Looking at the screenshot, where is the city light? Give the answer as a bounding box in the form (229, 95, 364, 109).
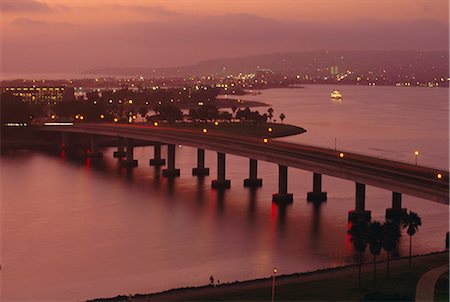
(437, 173, 443, 179)
(100, 114, 104, 119)
(339, 152, 345, 158)
(214, 121, 219, 126)
(79, 115, 84, 120)
(154, 121, 159, 126)
(203, 128, 208, 133)
(263, 138, 269, 143)
(268, 127, 273, 132)
(414, 151, 419, 165)
(114, 117, 118, 123)
(272, 267, 277, 302)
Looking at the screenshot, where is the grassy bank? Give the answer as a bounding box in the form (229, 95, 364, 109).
(90, 252, 448, 301)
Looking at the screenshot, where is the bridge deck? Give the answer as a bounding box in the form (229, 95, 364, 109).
(36, 123, 449, 205)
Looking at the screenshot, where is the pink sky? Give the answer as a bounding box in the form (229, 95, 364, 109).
(1, 0, 448, 73)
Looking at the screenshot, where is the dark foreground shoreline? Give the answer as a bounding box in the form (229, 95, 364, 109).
(89, 251, 449, 302)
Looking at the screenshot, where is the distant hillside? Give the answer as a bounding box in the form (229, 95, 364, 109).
(88, 50, 449, 80)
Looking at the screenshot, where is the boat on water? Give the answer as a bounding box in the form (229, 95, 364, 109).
(331, 90, 342, 99)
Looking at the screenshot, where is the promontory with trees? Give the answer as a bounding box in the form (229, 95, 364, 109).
(1, 85, 304, 141)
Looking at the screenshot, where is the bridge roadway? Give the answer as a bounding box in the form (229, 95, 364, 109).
(37, 123, 449, 205)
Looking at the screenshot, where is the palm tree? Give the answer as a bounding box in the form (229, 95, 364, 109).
(348, 220, 369, 288)
(279, 113, 285, 124)
(401, 211, 422, 267)
(367, 221, 383, 290)
(267, 107, 274, 122)
(382, 221, 401, 277)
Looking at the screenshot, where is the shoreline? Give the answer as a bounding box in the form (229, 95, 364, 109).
(89, 251, 449, 301)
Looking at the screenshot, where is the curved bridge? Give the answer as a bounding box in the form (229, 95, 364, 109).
(36, 123, 449, 205)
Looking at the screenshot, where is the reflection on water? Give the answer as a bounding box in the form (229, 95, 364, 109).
(1, 85, 448, 301)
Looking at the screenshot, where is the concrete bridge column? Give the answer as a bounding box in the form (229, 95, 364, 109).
(386, 192, 407, 220)
(61, 132, 69, 149)
(272, 165, 293, 204)
(149, 143, 166, 166)
(86, 134, 103, 158)
(113, 137, 126, 158)
(348, 182, 371, 221)
(120, 138, 138, 167)
(162, 144, 180, 177)
(244, 159, 263, 187)
(192, 148, 210, 176)
(212, 152, 231, 189)
(307, 173, 327, 202)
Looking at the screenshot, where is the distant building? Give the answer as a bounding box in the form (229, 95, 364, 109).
(0, 86, 74, 103)
(330, 66, 339, 76)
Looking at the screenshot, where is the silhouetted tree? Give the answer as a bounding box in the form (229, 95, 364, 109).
(348, 220, 369, 288)
(138, 106, 148, 118)
(236, 107, 251, 122)
(267, 107, 274, 122)
(52, 100, 82, 118)
(401, 211, 422, 267)
(219, 111, 232, 122)
(0, 93, 30, 123)
(382, 221, 401, 277)
(29, 103, 47, 119)
(367, 221, 383, 290)
(156, 103, 183, 125)
(231, 104, 238, 118)
(279, 113, 286, 124)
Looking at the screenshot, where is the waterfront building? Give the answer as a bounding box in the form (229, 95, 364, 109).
(0, 86, 74, 103)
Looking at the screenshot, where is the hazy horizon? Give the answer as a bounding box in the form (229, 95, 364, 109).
(1, 0, 448, 74)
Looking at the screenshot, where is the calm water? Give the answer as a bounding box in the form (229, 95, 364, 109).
(1, 85, 448, 301)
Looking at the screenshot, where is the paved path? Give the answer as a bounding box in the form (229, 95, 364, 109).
(415, 264, 449, 302)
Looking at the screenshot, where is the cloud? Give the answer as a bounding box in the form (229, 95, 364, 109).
(1, 0, 51, 13)
(117, 4, 179, 16)
(11, 18, 73, 27)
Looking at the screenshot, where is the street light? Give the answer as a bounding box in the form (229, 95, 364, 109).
(414, 151, 419, 166)
(272, 267, 277, 302)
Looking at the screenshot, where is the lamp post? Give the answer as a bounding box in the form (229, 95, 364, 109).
(414, 151, 419, 166)
(271, 267, 277, 302)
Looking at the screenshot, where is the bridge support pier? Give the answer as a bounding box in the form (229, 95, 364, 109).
(120, 138, 138, 167)
(212, 152, 230, 189)
(272, 165, 293, 204)
(86, 134, 103, 158)
(244, 159, 262, 187)
(192, 148, 210, 176)
(307, 173, 327, 202)
(162, 144, 180, 177)
(61, 132, 70, 150)
(113, 137, 126, 158)
(348, 183, 371, 221)
(149, 143, 166, 166)
(386, 192, 407, 220)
